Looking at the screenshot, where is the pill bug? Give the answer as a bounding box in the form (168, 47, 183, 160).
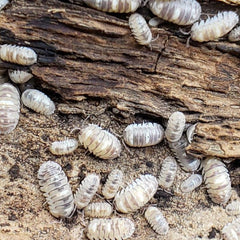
(201, 158, 232, 205)
(114, 174, 158, 213)
(0, 83, 20, 134)
(21, 89, 55, 115)
(228, 26, 240, 42)
(148, 17, 163, 27)
(102, 169, 123, 199)
(84, 202, 113, 218)
(145, 206, 169, 235)
(186, 123, 197, 143)
(83, 0, 141, 13)
(158, 156, 177, 189)
(191, 11, 239, 42)
(226, 201, 240, 216)
(78, 124, 121, 160)
(0, 0, 8, 11)
(8, 70, 33, 84)
(221, 218, 240, 240)
(49, 138, 79, 155)
(87, 218, 135, 240)
(0, 44, 37, 65)
(180, 174, 202, 193)
(74, 173, 100, 209)
(148, 0, 201, 26)
(37, 161, 75, 218)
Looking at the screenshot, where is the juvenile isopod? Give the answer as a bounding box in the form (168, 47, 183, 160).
(87, 218, 135, 240)
(0, 83, 20, 134)
(0, 0, 8, 10)
(78, 124, 121, 160)
(102, 169, 123, 199)
(228, 26, 240, 42)
(148, 17, 163, 27)
(21, 89, 55, 115)
(0, 44, 37, 65)
(221, 218, 240, 240)
(114, 174, 158, 213)
(49, 138, 79, 155)
(201, 158, 232, 205)
(180, 174, 203, 193)
(37, 161, 75, 218)
(191, 11, 239, 42)
(84, 202, 113, 218)
(148, 0, 201, 26)
(145, 206, 169, 235)
(186, 123, 197, 143)
(226, 201, 240, 216)
(74, 173, 100, 209)
(8, 70, 33, 84)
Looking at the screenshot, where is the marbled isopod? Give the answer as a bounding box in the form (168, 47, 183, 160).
(0, 0, 8, 11)
(114, 174, 158, 213)
(226, 201, 240, 216)
(180, 174, 203, 193)
(8, 70, 33, 84)
(191, 11, 239, 42)
(201, 158, 232, 205)
(21, 89, 55, 115)
(0, 44, 37, 65)
(37, 161, 75, 218)
(145, 206, 169, 235)
(87, 218, 135, 240)
(148, 0, 201, 26)
(221, 218, 240, 240)
(74, 173, 100, 209)
(228, 26, 240, 42)
(83, 0, 141, 13)
(84, 202, 113, 218)
(78, 124, 121, 160)
(49, 138, 79, 155)
(158, 156, 177, 189)
(102, 169, 123, 199)
(0, 83, 20, 134)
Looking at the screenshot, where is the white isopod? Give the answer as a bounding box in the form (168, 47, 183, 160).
(37, 161, 75, 218)
(78, 124, 121, 160)
(102, 169, 123, 199)
(226, 201, 240, 216)
(148, 0, 201, 26)
(21, 89, 55, 115)
(186, 123, 197, 143)
(114, 174, 158, 213)
(74, 173, 100, 209)
(148, 17, 163, 27)
(49, 138, 78, 155)
(201, 158, 232, 205)
(222, 218, 240, 240)
(0, 44, 37, 65)
(191, 11, 239, 42)
(0, 0, 9, 11)
(84, 202, 113, 218)
(0, 83, 20, 134)
(8, 70, 33, 84)
(228, 26, 240, 42)
(87, 218, 135, 240)
(180, 174, 203, 193)
(145, 206, 169, 235)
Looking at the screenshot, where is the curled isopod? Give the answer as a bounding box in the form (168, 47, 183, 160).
(145, 206, 169, 235)
(87, 218, 135, 240)
(49, 138, 78, 155)
(123, 122, 164, 147)
(148, 17, 163, 27)
(83, 0, 141, 13)
(221, 218, 240, 240)
(158, 156, 177, 189)
(114, 174, 158, 213)
(38, 161, 75, 218)
(78, 124, 121, 160)
(74, 173, 100, 209)
(201, 158, 232, 205)
(191, 11, 239, 42)
(84, 202, 113, 218)
(102, 169, 123, 199)
(0, 44, 37, 65)
(180, 174, 203, 193)
(226, 201, 240, 216)
(148, 0, 201, 26)
(228, 26, 240, 42)
(8, 70, 33, 84)
(186, 123, 197, 143)
(0, 83, 20, 134)
(21, 89, 55, 115)
(0, 0, 9, 11)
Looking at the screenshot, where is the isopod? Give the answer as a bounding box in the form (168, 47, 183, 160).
(87, 218, 135, 240)
(201, 158, 232, 205)
(148, 0, 201, 26)
(191, 11, 239, 42)
(148, 17, 163, 27)
(0, 0, 8, 11)
(21, 89, 55, 115)
(37, 161, 75, 218)
(186, 123, 197, 143)
(78, 124, 121, 160)
(0, 83, 20, 134)
(74, 173, 100, 209)
(0, 44, 37, 65)
(226, 201, 240, 216)
(180, 174, 203, 193)
(49, 138, 79, 155)
(83, 0, 141, 13)
(221, 218, 240, 240)
(228, 26, 240, 42)
(84, 202, 113, 218)
(102, 169, 123, 199)
(8, 70, 33, 84)
(114, 174, 158, 213)
(145, 206, 169, 235)
(158, 156, 177, 189)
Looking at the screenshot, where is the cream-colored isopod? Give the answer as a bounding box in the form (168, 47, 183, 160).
(221, 218, 240, 240)
(8, 70, 33, 84)
(180, 174, 203, 193)
(49, 138, 78, 155)
(226, 201, 240, 216)
(84, 202, 113, 218)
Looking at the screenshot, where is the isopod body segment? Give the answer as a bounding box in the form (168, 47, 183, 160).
(226, 201, 240, 216)
(180, 174, 203, 193)
(49, 138, 78, 155)
(221, 218, 240, 240)
(8, 70, 33, 84)
(84, 202, 113, 218)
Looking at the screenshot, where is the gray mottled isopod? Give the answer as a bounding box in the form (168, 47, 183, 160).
(84, 202, 113, 218)
(228, 26, 240, 42)
(186, 123, 197, 144)
(221, 218, 240, 240)
(180, 174, 203, 193)
(226, 201, 240, 216)
(8, 70, 33, 84)
(0, 0, 8, 10)
(49, 138, 78, 155)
